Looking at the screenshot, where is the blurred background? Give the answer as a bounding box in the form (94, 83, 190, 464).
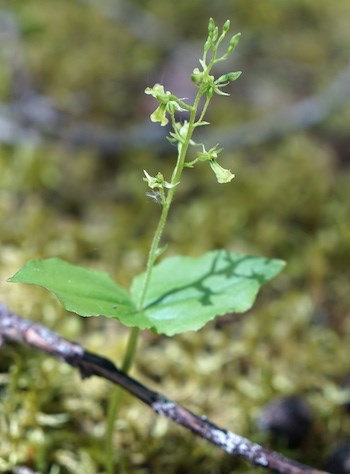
(0, 1, 350, 473)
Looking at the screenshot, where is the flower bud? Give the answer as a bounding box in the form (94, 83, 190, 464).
(212, 26, 219, 42)
(223, 19, 230, 33)
(216, 71, 242, 84)
(203, 38, 212, 53)
(208, 18, 215, 34)
(227, 32, 241, 54)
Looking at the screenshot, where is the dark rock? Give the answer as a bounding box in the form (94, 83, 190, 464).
(257, 395, 313, 449)
(325, 444, 350, 474)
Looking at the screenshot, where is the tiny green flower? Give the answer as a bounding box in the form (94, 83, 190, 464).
(150, 103, 169, 126)
(191, 67, 205, 84)
(144, 84, 170, 101)
(209, 159, 235, 184)
(145, 84, 186, 127)
(173, 121, 194, 143)
(168, 121, 198, 153)
(186, 144, 234, 181)
(143, 170, 161, 189)
(196, 144, 223, 162)
(143, 170, 177, 190)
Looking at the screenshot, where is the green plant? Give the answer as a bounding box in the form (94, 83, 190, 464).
(8, 18, 285, 472)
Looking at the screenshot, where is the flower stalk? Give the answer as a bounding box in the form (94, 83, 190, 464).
(105, 17, 241, 473)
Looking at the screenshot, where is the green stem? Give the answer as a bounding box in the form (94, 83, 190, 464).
(105, 75, 211, 474)
(137, 98, 201, 308)
(137, 197, 172, 309)
(197, 95, 211, 125)
(105, 326, 140, 474)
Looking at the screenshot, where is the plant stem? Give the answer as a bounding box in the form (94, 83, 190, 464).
(105, 72, 210, 474)
(137, 194, 171, 309)
(138, 99, 202, 309)
(105, 326, 140, 474)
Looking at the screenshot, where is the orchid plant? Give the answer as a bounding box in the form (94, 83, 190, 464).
(8, 18, 285, 472)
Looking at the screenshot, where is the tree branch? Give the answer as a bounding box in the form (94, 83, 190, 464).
(0, 304, 328, 474)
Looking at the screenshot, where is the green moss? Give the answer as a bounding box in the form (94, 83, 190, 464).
(1, 1, 350, 472)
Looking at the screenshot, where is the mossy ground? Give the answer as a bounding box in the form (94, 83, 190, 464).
(1, 1, 350, 473)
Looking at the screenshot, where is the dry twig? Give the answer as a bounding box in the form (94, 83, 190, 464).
(0, 304, 328, 474)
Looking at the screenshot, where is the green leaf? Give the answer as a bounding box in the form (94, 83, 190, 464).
(8, 258, 151, 329)
(8, 252, 285, 337)
(131, 250, 285, 336)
